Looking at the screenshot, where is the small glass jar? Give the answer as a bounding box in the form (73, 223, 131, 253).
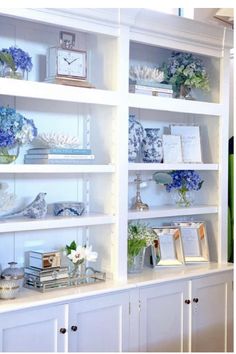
(0, 275, 20, 299)
(1, 262, 24, 288)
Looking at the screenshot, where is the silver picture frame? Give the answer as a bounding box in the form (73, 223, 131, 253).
(173, 222, 209, 263)
(151, 227, 185, 267)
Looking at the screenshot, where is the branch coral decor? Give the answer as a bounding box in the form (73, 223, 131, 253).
(129, 65, 164, 84)
(163, 51, 209, 97)
(0, 46, 33, 79)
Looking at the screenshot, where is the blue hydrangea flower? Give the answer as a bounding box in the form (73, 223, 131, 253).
(1, 46, 32, 72)
(165, 170, 204, 192)
(0, 106, 37, 148)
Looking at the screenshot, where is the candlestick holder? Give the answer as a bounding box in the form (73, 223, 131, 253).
(131, 173, 149, 211)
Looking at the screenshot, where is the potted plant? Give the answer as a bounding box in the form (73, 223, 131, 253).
(162, 170, 204, 207)
(65, 240, 98, 278)
(0, 106, 37, 164)
(128, 222, 156, 273)
(0, 46, 33, 79)
(163, 51, 209, 99)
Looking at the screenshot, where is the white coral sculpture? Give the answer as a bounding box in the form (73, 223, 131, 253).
(129, 65, 164, 83)
(34, 132, 81, 148)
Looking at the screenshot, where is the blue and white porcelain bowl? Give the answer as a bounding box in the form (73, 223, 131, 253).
(142, 128, 163, 163)
(53, 202, 85, 217)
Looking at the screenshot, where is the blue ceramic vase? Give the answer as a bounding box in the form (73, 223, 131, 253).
(128, 115, 144, 162)
(142, 128, 163, 163)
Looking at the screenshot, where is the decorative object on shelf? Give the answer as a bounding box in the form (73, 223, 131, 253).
(24, 267, 105, 292)
(131, 173, 149, 211)
(34, 132, 80, 149)
(162, 135, 183, 163)
(165, 170, 204, 207)
(65, 240, 98, 279)
(0, 182, 15, 213)
(28, 250, 61, 269)
(0, 106, 37, 164)
(0, 192, 47, 219)
(1, 261, 24, 288)
(129, 82, 173, 97)
(0, 46, 32, 80)
(53, 202, 85, 216)
(153, 171, 173, 185)
(127, 222, 157, 274)
(129, 65, 164, 84)
(151, 227, 185, 266)
(142, 128, 163, 163)
(128, 114, 145, 162)
(45, 31, 94, 88)
(170, 125, 202, 163)
(163, 51, 209, 99)
(173, 222, 209, 263)
(0, 275, 20, 299)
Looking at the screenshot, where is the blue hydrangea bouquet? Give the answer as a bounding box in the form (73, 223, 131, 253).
(0, 106, 37, 163)
(164, 170, 204, 207)
(0, 46, 33, 79)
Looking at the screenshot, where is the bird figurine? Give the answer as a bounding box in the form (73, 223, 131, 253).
(0, 193, 47, 219)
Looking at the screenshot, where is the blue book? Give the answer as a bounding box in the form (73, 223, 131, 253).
(27, 148, 92, 155)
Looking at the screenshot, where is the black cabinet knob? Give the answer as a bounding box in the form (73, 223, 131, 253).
(193, 298, 199, 303)
(60, 328, 67, 334)
(71, 325, 78, 332)
(185, 299, 191, 304)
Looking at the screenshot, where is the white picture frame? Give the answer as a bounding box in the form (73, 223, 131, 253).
(170, 125, 202, 163)
(162, 135, 183, 163)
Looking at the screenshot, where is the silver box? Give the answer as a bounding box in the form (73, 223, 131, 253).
(29, 251, 61, 269)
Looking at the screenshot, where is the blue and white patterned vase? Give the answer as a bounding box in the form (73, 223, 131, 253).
(128, 115, 144, 162)
(142, 128, 163, 163)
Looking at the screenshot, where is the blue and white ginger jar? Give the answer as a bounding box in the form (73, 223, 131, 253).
(128, 115, 144, 162)
(142, 128, 163, 163)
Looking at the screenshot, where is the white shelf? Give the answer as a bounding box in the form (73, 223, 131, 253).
(0, 213, 116, 233)
(0, 164, 115, 174)
(0, 78, 119, 106)
(128, 163, 219, 171)
(128, 205, 218, 220)
(128, 93, 223, 116)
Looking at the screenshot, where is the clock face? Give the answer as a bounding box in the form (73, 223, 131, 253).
(57, 49, 87, 79)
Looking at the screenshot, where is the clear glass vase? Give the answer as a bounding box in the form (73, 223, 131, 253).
(69, 261, 86, 279)
(0, 145, 20, 164)
(172, 189, 194, 207)
(2, 66, 27, 80)
(128, 248, 146, 274)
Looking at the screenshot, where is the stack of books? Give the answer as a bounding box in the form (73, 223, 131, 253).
(24, 148, 95, 164)
(129, 81, 173, 98)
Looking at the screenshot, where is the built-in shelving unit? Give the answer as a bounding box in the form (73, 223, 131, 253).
(0, 8, 232, 284)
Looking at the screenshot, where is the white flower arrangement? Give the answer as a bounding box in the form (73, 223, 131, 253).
(66, 241, 98, 265)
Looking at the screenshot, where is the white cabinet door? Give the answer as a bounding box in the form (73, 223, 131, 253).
(0, 304, 67, 352)
(68, 291, 130, 352)
(191, 271, 233, 352)
(139, 280, 190, 352)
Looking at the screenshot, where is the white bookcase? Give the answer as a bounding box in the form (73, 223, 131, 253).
(0, 8, 233, 283)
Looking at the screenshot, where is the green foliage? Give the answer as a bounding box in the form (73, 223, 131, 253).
(128, 223, 156, 257)
(0, 52, 16, 71)
(65, 240, 77, 255)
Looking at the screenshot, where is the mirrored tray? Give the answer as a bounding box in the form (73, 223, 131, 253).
(24, 267, 106, 292)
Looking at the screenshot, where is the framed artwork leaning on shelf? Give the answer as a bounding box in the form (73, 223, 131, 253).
(151, 227, 185, 267)
(170, 125, 202, 163)
(173, 222, 209, 263)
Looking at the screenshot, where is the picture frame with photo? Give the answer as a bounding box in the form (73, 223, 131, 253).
(173, 222, 209, 263)
(151, 227, 185, 267)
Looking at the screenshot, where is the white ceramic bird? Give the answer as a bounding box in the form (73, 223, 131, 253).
(0, 193, 47, 219)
